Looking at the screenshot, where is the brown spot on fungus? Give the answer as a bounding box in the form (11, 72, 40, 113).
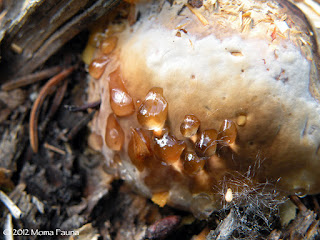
(188, 0, 203, 8)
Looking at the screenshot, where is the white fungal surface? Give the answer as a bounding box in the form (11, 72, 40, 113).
(87, 0, 320, 216)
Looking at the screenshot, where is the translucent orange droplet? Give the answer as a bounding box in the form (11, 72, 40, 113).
(128, 128, 152, 171)
(154, 133, 186, 164)
(105, 114, 125, 151)
(180, 114, 200, 137)
(109, 68, 135, 116)
(218, 120, 237, 144)
(153, 126, 169, 138)
(89, 56, 109, 79)
(183, 151, 205, 175)
(195, 129, 218, 157)
(137, 87, 168, 130)
(100, 36, 118, 55)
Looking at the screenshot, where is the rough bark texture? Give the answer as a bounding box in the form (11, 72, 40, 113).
(0, 0, 120, 79)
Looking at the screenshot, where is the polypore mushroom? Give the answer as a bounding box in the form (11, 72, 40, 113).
(86, 0, 320, 217)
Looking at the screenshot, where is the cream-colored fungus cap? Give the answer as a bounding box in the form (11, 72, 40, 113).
(86, 0, 320, 217)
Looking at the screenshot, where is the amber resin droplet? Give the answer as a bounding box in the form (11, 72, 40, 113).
(195, 129, 218, 157)
(218, 120, 237, 144)
(100, 36, 118, 55)
(89, 56, 109, 79)
(180, 114, 201, 137)
(153, 126, 169, 138)
(137, 87, 168, 130)
(154, 133, 186, 164)
(128, 128, 152, 171)
(105, 114, 125, 151)
(183, 151, 205, 175)
(109, 68, 135, 116)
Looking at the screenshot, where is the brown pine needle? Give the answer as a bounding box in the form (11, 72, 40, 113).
(44, 142, 66, 155)
(47, 80, 68, 119)
(29, 67, 75, 153)
(1, 66, 62, 91)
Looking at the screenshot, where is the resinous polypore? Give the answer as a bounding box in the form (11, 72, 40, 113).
(85, 0, 320, 217)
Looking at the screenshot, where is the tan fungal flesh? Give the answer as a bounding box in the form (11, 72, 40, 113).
(87, 0, 320, 216)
